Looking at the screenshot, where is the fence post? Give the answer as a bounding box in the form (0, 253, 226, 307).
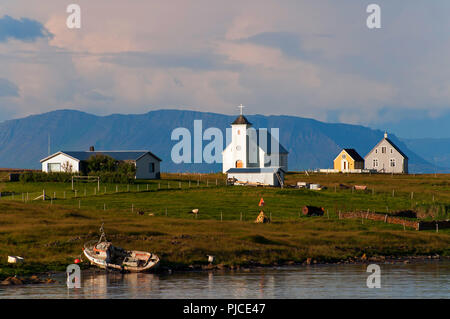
(392, 189, 395, 197)
(104, 203, 106, 211)
(165, 208, 167, 217)
(221, 211, 223, 222)
(189, 180, 191, 188)
(240, 212, 242, 221)
(78, 200, 81, 209)
(436, 223, 439, 233)
(64, 191, 66, 199)
(84, 188, 86, 197)
(75, 190, 77, 197)
(127, 185, 130, 192)
(116, 185, 118, 192)
(43, 189, 45, 201)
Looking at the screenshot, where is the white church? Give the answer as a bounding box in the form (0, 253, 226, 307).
(222, 106, 288, 187)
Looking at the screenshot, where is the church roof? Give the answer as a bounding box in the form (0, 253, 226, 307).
(232, 114, 252, 125)
(257, 130, 289, 154)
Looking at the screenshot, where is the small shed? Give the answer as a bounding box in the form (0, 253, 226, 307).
(226, 167, 285, 187)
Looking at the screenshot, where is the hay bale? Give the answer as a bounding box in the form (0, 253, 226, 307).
(302, 206, 324, 216)
(255, 211, 270, 223)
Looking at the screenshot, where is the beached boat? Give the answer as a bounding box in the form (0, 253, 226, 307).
(83, 225, 160, 272)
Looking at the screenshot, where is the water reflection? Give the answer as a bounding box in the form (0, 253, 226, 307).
(0, 261, 448, 299)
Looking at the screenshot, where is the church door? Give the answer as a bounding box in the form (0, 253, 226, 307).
(236, 160, 243, 168)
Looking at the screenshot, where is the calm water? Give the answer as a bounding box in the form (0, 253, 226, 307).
(1, 261, 449, 299)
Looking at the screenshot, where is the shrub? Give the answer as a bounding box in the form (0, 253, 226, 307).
(19, 172, 74, 183)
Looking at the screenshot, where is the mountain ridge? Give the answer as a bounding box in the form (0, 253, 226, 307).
(0, 109, 447, 173)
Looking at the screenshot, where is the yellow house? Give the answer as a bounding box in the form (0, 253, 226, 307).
(333, 149, 364, 172)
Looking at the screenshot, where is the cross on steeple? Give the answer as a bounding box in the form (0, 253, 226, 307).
(238, 104, 245, 115)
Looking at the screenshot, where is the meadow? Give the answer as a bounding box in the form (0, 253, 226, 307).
(0, 172, 449, 279)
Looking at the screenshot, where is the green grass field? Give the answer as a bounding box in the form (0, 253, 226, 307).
(0, 172, 449, 279)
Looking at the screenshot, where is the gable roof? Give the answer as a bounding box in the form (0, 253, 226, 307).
(364, 137, 408, 160)
(257, 130, 289, 154)
(336, 149, 364, 162)
(41, 150, 162, 163)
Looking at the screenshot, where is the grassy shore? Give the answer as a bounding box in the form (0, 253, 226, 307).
(0, 172, 449, 279)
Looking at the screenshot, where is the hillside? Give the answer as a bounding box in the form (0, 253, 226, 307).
(0, 109, 444, 173)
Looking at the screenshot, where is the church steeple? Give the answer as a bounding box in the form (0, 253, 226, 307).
(231, 104, 252, 125)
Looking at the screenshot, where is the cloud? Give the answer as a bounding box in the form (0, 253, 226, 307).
(0, 0, 449, 138)
(0, 78, 19, 97)
(100, 51, 241, 71)
(0, 15, 52, 42)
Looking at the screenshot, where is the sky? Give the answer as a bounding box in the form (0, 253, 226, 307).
(0, 0, 449, 138)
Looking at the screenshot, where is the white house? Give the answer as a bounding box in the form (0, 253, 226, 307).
(365, 132, 408, 174)
(222, 109, 288, 186)
(40, 148, 162, 179)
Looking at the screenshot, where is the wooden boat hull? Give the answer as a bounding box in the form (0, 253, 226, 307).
(83, 245, 160, 273)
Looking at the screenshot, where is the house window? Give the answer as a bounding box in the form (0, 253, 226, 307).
(390, 148, 393, 154)
(390, 159, 396, 167)
(342, 154, 346, 159)
(375, 149, 378, 154)
(48, 163, 61, 172)
(373, 159, 378, 167)
(149, 163, 155, 173)
(382, 147, 386, 154)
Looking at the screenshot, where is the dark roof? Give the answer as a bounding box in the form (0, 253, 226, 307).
(343, 149, 364, 162)
(232, 115, 252, 125)
(257, 130, 289, 154)
(385, 138, 408, 159)
(364, 137, 408, 160)
(41, 151, 162, 162)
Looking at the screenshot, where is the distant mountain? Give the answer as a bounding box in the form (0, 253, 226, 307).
(401, 137, 450, 172)
(0, 109, 446, 173)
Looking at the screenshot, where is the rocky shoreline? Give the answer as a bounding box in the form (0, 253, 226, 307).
(1, 275, 57, 286)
